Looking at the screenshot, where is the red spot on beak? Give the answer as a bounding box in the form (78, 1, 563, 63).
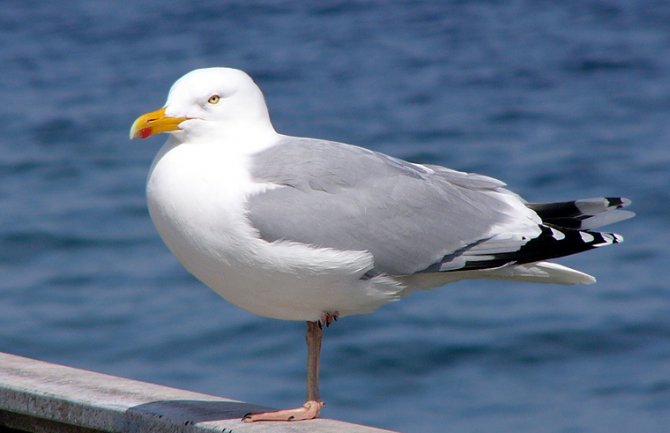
(139, 127, 153, 139)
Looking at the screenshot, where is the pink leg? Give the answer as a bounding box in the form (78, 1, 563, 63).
(243, 318, 332, 422)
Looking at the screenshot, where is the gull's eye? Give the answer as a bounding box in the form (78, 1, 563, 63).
(207, 94, 221, 104)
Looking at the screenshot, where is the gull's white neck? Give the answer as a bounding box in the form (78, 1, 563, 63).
(146, 120, 281, 268)
(173, 117, 278, 155)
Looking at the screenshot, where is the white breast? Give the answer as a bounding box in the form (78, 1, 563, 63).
(146, 138, 403, 321)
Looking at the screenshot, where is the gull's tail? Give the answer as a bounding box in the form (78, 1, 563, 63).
(445, 197, 634, 273)
(527, 197, 634, 230)
(506, 196, 635, 285)
(399, 197, 634, 291)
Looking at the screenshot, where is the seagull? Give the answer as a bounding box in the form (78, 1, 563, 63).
(130, 67, 634, 422)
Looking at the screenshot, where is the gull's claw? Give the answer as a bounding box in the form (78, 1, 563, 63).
(319, 311, 339, 328)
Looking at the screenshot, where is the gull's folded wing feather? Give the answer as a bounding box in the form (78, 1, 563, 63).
(247, 137, 548, 276)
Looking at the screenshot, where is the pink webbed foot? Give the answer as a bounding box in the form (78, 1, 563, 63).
(242, 400, 325, 422)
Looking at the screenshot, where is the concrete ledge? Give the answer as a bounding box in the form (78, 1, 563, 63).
(0, 352, 397, 433)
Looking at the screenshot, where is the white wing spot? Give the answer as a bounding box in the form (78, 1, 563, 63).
(593, 233, 616, 247)
(579, 232, 595, 243)
(550, 227, 566, 241)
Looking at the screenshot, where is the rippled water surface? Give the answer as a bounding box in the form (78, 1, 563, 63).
(1, 2, 669, 432)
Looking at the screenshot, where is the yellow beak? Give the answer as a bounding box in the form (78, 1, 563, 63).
(129, 107, 189, 139)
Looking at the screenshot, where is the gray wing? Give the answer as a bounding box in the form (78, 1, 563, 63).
(246, 136, 542, 276)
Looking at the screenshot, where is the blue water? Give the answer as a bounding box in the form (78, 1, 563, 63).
(1, 1, 669, 432)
